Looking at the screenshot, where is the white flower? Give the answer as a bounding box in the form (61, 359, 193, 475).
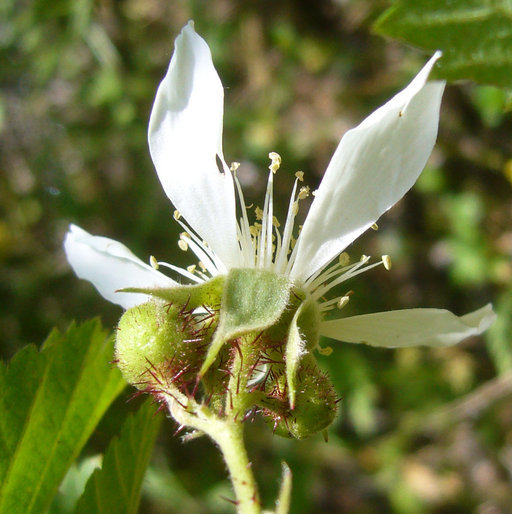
(64, 22, 495, 349)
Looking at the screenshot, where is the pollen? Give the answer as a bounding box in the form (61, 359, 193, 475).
(382, 254, 392, 270)
(187, 264, 197, 274)
(230, 161, 240, 172)
(339, 252, 350, 266)
(272, 216, 280, 228)
(318, 346, 333, 356)
(268, 151, 281, 174)
(337, 296, 350, 309)
(254, 206, 264, 220)
(295, 171, 304, 181)
(150, 256, 159, 269)
(298, 186, 310, 200)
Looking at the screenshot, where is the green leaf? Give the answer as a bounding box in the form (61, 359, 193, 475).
(374, 0, 512, 92)
(75, 401, 162, 514)
(0, 320, 125, 514)
(199, 268, 290, 376)
(121, 275, 225, 311)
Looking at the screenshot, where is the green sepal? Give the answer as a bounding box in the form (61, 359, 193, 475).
(275, 462, 292, 514)
(120, 275, 225, 311)
(285, 297, 321, 409)
(199, 268, 290, 377)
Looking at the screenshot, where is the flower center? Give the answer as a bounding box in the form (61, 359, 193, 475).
(151, 152, 392, 313)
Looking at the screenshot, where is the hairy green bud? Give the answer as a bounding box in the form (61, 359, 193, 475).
(115, 301, 182, 387)
(263, 355, 337, 439)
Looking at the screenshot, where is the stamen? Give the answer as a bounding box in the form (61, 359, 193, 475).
(178, 238, 188, 252)
(230, 162, 240, 172)
(382, 255, 392, 270)
(371, 223, 379, 231)
(187, 264, 197, 274)
(339, 252, 350, 266)
(295, 171, 304, 181)
(274, 177, 300, 272)
(150, 256, 159, 270)
(232, 170, 255, 267)
(268, 151, 281, 173)
(173, 210, 181, 221)
(157, 261, 203, 284)
(298, 186, 310, 200)
(337, 296, 350, 309)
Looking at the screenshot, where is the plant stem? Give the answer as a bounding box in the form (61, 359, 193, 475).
(215, 420, 260, 514)
(166, 398, 260, 513)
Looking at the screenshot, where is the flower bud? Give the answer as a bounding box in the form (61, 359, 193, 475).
(115, 300, 207, 390)
(263, 355, 337, 439)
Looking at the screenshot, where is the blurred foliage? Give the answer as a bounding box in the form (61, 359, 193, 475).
(1, 0, 512, 512)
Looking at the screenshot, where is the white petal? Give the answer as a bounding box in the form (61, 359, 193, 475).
(64, 224, 177, 309)
(291, 53, 445, 282)
(320, 304, 496, 348)
(148, 21, 239, 269)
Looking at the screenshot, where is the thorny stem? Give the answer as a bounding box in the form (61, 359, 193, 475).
(167, 396, 261, 514)
(164, 333, 263, 513)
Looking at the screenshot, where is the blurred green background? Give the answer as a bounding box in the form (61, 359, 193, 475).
(1, 0, 512, 512)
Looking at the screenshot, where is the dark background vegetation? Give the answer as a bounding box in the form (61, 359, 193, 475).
(1, 0, 512, 512)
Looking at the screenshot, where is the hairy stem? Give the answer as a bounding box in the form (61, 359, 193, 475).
(215, 421, 260, 514)
(166, 398, 261, 513)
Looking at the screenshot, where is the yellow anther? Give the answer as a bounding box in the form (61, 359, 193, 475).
(249, 225, 260, 237)
(312, 189, 318, 196)
(198, 261, 207, 272)
(298, 186, 310, 200)
(360, 254, 369, 262)
(268, 151, 282, 173)
(382, 255, 392, 271)
(272, 216, 280, 228)
(292, 201, 299, 216)
(230, 161, 240, 172)
(173, 210, 181, 220)
(290, 236, 297, 249)
(254, 206, 264, 220)
(339, 252, 350, 266)
(337, 296, 350, 309)
(150, 256, 159, 270)
(178, 240, 188, 252)
(318, 346, 333, 356)
(187, 264, 197, 274)
(295, 171, 304, 181)
(371, 223, 379, 231)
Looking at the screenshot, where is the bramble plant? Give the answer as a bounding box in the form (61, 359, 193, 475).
(4, 4, 510, 511)
(61, 23, 495, 513)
